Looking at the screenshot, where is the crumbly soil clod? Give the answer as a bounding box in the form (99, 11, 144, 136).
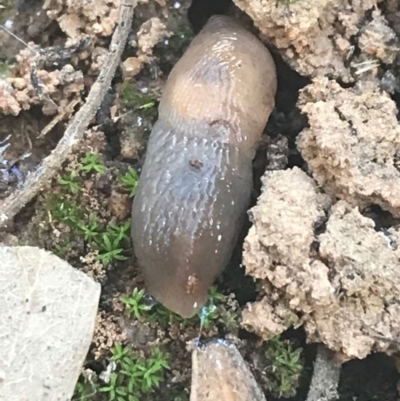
(232, 0, 399, 85)
(297, 77, 400, 217)
(242, 167, 400, 362)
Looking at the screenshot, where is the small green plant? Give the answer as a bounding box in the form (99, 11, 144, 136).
(73, 377, 98, 401)
(45, 152, 135, 270)
(199, 286, 226, 329)
(51, 198, 83, 227)
(108, 221, 131, 242)
(264, 337, 303, 398)
(78, 215, 101, 242)
(121, 288, 153, 319)
(121, 285, 238, 331)
(139, 347, 170, 393)
(96, 232, 128, 265)
(81, 152, 105, 174)
(48, 184, 131, 267)
(100, 343, 169, 401)
(53, 241, 72, 258)
(120, 167, 140, 197)
(58, 171, 80, 194)
(99, 372, 130, 401)
(111, 342, 131, 361)
(121, 83, 158, 118)
(138, 100, 156, 111)
(147, 304, 190, 327)
(95, 221, 130, 265)
(0, 60, 14, 79)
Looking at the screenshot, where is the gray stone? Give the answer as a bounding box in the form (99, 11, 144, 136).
(0, 246, 101, 401)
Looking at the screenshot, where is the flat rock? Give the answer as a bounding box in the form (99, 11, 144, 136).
(191, 339, 266, 401)
(0, 246, 101, 401)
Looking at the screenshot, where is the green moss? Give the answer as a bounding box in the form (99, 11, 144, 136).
(46, 153, 132, 267)
(121, 285, 240, 332)
(154, 23, 194, 74)
(119, 166, 140, 197)
(81, 153, 106, 174)
(166, 25, 193, 55)
(0, 61, 14, 79)
(264, 336, 304, 398)
(0, 0, 15, 25)
(120, 83, 158, 120)
(99, 343, 170, 401)
(72, 376, 99, 401)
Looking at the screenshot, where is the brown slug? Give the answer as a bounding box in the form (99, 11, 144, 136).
(131, 14, 277, 318)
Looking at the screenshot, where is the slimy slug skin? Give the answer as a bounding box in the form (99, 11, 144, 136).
(131, 15, 277, 318)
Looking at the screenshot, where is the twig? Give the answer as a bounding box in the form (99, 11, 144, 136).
(37, 98, 81, 139)
(0, 0, 137, 228)
(306, 344, 341, 401)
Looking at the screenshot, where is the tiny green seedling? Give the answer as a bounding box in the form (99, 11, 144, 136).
(199, 303, 218, 330)
(199, 285, 230, 329)
(95, 221, 131, 265)
(108, 221, 131, 243)
(138, 100, 156, 110)
(0, 60, 14, 78)
(53, 241, 71, 258)
(121, 83, 158, 118)
(80, 152, 105, 174)
(140, 347, 170, 393)
(45, 152, 134, 271)
(100, 342, 169, 401)
(49, 178, 132, 267)
(121, 288, 153, 319)
(99, 372, 129, 401)
(51, 199, 83, 227)
(96, 232, 128, 265)
(120, 167, 140, 197)
(121, 285, 236, 331)
(208, 285, 226, 302)
(72, 378, 98, 401)
(78, 215, 101, 242)
(265, 337, 303, 398)
(111, 342, 130, 362)
(58, 171, 80, 194)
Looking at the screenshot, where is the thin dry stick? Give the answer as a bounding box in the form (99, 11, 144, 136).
(0, 0, 137, 229)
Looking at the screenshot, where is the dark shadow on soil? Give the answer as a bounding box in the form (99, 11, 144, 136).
(362, 204, 400, 230)
(393, 91, 400, 121)
(188, 0, 232, 33)
(338, 353, 399, 401)
(217, 54, 310, 307)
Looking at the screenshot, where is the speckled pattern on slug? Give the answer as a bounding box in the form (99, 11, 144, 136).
(131, 15, 277, 318)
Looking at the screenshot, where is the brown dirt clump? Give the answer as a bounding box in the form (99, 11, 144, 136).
(358, 9, 400, 65)
(1, 49, 84, 116)
(232, 0, 399, 83)
(242, 168, 332, 338)
(43, 0, 121, 44)
(297, 77, 400, 217)
(242, 168, 400, 362)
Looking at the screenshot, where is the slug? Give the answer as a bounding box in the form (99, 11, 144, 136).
(131, 14, 277, 318)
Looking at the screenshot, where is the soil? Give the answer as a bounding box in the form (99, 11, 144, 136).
(0, 0, 400, 400)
